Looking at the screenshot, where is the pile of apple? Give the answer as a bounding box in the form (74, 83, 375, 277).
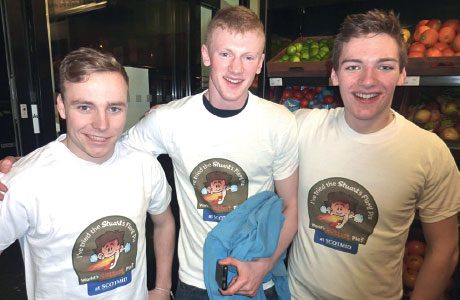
(403, 239, 426, 292)
(412, 96, 460, 142)
(280, 85, 338, 111)
(278, 38, 334, 63)
(407, 18, 460, 57)
(403, 239, 454, 298)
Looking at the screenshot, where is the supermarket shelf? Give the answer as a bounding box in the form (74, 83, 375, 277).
(267, 57, 460, 86)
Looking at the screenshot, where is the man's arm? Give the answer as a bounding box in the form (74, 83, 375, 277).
(0, 156, 19, 200)
(410, 214, 459, 300)
(147, 206, 176, 300)
(220, 168, 299, 297)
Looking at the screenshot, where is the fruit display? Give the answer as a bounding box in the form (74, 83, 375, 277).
(276, 37, 334, 63)
(279, 85, 339, 112)
(406, 18, 460, 57)
(403, 235, 455, 299)
(408, 88, 460, 142)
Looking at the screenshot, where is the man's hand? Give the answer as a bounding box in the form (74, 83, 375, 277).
(218, 257, 273, 297)
(148, 288, 171, 300)
(0, 156, 18, 200)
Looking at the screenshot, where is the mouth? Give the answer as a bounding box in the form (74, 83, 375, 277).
(86, 134, 110, 143)
(354, 92, 379, 101)
(224, 76, 244, 84)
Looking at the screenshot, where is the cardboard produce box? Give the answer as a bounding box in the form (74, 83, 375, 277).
(267, 36, 334, 77)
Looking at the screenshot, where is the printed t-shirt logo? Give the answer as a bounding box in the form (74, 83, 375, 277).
(308, 178, 378, 254)
(190, 158, 248, 222)
(72, 216, 138, 295)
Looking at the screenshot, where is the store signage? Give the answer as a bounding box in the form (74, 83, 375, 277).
(49, 0, 107, 18)
(269, 77, 283, 86)
(403, 76, 420, 86)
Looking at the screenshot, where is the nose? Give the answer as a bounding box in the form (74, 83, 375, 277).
(229, 57, 243, 74)
(358, 66, 378, 87)
(92, 110, 109, 131)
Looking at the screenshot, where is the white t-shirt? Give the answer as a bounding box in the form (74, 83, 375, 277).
(0, 135, 171, 299)
(123, 90, 298, 288)
(288, 108, 460, 300)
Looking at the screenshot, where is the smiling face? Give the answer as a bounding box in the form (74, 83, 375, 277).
(331, 33, 406, 133)
(57, 71, 128, 164)
(101, 239, 121, 258)
(201, 28, 265, 110)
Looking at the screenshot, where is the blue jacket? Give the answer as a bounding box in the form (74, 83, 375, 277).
(203, 191, 290, 300)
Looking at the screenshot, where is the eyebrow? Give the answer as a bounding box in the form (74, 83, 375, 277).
(68, 99, 127, 107)
(341, 58, 399, 65)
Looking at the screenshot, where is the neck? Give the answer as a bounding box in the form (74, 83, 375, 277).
(345, 110, 395, 134)
(205, 86, 249, 110)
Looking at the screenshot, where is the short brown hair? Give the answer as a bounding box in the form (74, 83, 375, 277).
(332, 10, 407, 72)
(205, 6, 265, 48)
(59, 47, 128, 96)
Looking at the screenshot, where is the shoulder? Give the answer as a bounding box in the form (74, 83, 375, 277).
(396, 113, 448, 145)
(295, 107, 342, 128)
(395, 112, 455, 161)
(116, 142, 163, 168)
(156, 92, 203, 112)
(2, 142, 58, 185)
(249, 93, 296, 128)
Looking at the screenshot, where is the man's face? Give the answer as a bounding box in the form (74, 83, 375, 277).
(201, 28, 265, 110)
(101, 239, 121, 258)
(331, 33, 406, 133)
(57, 71, 128, 164)
(210, 179, 227, 193)
(330, 201, 350, 217)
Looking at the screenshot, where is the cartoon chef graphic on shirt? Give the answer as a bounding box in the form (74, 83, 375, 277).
(318, 191, 364, 229)
(191, 158, 249, 221)
(308, 178, 378, 254)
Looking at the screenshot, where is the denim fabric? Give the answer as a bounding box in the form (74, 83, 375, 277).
(174, 280, 278, 300)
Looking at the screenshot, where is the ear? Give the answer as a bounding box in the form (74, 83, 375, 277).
(201, 44, 211, 67)
(255, 53, 265, 75)
(330, 69, 339, 86)
(397, 67, 407, 86)
(56, 94, 67, 119)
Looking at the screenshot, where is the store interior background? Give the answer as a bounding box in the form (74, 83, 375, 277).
(0, 0, 459, 299)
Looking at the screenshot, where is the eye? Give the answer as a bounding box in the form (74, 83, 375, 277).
(108, 106, 123, 113)
(379, 64, 395, 71)
(219, 51, 231, 58)
(344, 65, 360, 71)
(77, 105, 91, 112)
(245, 55, 255, 61)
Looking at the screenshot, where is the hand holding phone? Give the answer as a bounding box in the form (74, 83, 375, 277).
(215, 263, 228, 290)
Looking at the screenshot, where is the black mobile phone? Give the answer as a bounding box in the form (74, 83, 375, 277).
(215, 263, 228, 290)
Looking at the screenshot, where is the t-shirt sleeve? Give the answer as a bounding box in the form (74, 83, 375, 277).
(416, 141, 460, 223)
(0, 177, 30, 251)
(273, 110, 299, 181)
(120, 109, 168, 157)
(146, 158, 172, 215)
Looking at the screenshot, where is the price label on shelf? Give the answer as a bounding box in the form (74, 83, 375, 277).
(269, 78, 283, 86)
(403, 76, 420, 86)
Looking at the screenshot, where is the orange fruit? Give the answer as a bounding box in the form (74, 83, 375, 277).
(438, 26, 455, 44)
(409, 42, 426, 53)
(408, 51, 424, 58)
(442, 48, 455, 57)
(452, 34, 460, 52)
(414, 25, 430, 41)
(425, 47, 442, 57)
(426, 19, 442, 31)
(442, 19, 460, 32)
(420, 29, 438, 47)
(433, 42, 449, 51)
(416, 20, 429, 28)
